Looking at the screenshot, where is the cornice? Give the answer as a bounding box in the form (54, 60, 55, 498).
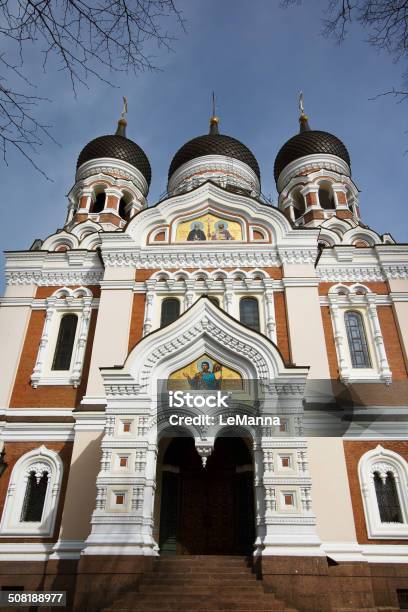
(5, 269, 104, 286)
(278, 248, 318, 264)
(0, 297, 100, 308)
(101, 248, 282, 268)
(4, 250, 103, 286)
(317, 266, 385, 282)
(319, 294, 392, 306)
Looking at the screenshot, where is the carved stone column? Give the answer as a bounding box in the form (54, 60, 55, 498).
(263, 281, 276, 343)
(366, 295, 392, 384)
(329, 301, 350, 382)
(223, 279, 234, 315)
(143, 279, 157, 336)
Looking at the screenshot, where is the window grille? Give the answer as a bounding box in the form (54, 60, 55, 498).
(239, 297, 260, 332)
(374, 471, 403, 523)
(345, 311, 371, 368)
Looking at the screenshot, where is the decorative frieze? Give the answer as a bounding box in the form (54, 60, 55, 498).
(102, 250, 281, 269)
(5, 270, 103, 286)
(318, 267, 385, 282)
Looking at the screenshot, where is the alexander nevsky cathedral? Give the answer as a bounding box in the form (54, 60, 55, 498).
(0, 96, 407, 612)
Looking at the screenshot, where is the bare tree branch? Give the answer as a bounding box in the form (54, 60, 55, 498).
(282, 1, 408, 105)
(0, 0, 184, 176)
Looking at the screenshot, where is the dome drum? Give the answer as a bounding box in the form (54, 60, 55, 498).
(75, 156, 150, 199)
(167, 154, 261, 197)
(168, 124, 261, 197)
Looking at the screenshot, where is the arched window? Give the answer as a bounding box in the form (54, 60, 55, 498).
(358, 446, 408, 538)
(374, 471, 403, 523)
(0, 446, 63, 536)
(344, 311, 371, 368)
(52, 314, 78, 371)
(92, 192, 106, 213)
(118, 198, 127, 220)
(119, 192, 132, 220)
(292, 190, 305, 219)
(21, 470, 49, 522)
(160, 298, 180, 327)
(240, 297, 260, 332)
(318, 183, 335, 210)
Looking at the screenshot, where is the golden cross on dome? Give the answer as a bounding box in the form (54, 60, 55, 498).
(121, 96, 128, 119)
(299, 91, 304, 116)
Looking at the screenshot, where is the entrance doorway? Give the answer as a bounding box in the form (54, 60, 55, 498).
(158, 436, 255, 555)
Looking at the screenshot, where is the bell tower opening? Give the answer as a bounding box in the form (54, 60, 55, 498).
(157, 435, 255, 555)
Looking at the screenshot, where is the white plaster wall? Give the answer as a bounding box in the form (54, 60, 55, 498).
(86, 289, 134, 397)
(59, 429, 103, 540)
(388, 279, 408, 369)
(0, 284, 36, 407)
(284, 285, 331, 378)
(308, 437, 357, 542)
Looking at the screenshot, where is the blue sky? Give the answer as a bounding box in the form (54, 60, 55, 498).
(1, 0, 407, 289)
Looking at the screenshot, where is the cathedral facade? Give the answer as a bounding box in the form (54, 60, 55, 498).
(0, 105, 407, 611)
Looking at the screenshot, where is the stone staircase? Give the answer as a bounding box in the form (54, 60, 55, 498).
(101, 555, 298, 611)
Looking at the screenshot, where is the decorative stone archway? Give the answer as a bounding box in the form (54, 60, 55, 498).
(82, 298, 322, 557)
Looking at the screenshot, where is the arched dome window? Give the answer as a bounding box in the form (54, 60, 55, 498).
(346, 187, 354, 212)
(318, 182, 335, 210)
(92, 191, 106, 214)
(292, 189, 305, 219)
(239, 297, 260, 332)
(119, 192, 133, 220)
(160, 298, 180, 328)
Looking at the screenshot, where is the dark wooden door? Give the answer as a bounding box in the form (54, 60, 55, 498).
(159, 437, 254, 555)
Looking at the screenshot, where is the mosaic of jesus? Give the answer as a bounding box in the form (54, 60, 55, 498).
(168, 355, 243, 391)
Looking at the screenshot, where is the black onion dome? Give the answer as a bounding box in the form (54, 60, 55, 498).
(274, 130, 350, 182)
(77, 133, 151, 185)
(169, 133, 261, 181)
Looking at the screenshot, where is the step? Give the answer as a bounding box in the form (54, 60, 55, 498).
(104, 608, 297, 612)
(153, 562, 252, 572)
(119, 593, 277, 604)
(138, 583, 265, 594)
(153, 559, 251, 569)
(105, 605, 294, 612)
(142, 573, 257, 584)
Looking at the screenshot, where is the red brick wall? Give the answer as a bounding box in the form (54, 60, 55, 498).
(344, 440, 408, 544)
(274, 291, 291, 364)
(318, 282, 389, 296)
(321, 306, 339, 379)
(128, 294, 146, 351)
(377, 306, 408, 380)
(9, 310, 97, 408)
(0, 441, 73, 542)
(35, 286, 101, 299)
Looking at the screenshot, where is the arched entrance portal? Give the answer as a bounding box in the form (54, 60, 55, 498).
(158, 436, 255, 555)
